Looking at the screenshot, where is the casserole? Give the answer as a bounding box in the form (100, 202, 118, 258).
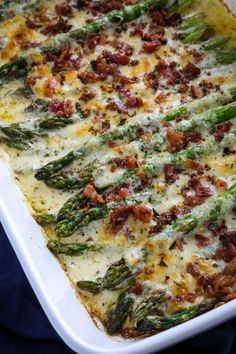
(2, 0, 236, 352)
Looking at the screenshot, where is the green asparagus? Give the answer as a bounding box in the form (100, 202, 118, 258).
(152, 182, 236, 242)
(107, 290, 134, 334)
(47, 240, 98, 256)
(34, 214, 56, 225)
(137, 299, 218, 332)
(77, 258, 135, 293)
(35, 87, 236, 181)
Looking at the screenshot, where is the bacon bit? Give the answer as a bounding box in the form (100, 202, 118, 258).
(90, 120, 111, 135)
(79, 71, 106, 84)
(132, 205, 153, 223)
(107, 139, 118, 148)
(214, 121, 233, 142)
(25, 7, 49, 29)
(214, 178, 228, 192)
(130, 22, 147, 36)
(80, 86, 97, 102)
(167, 129, 184, 152)
(105, 187, 129, 203)
(155, 92, 167, 104)
(109, 40, 134, 56)
(109, 206, 132, 234)
(164, 164, 180, 184)
(132, 282, 143, 295)
(183, 160, 204, 173)
(180, 63, 201, 82)
(83, 183, 105, 205)
(55, 2, 73, 17)
(106, 100, 128, 115)
(50, 46, 82, 73)
(195, 234, 210, 248)
(208, 219, 227, 237)
(197, 266, 236, 297)
(125, 96, 143, 108)
(144, 71, 159, 90)
(112, 156, 139, 170)
(186, 262, 201, 277)
(43, 77, 60, 97)
(186, 48, 203, 63)
(142, 40, 161, 53)
(190, 85, 203, 99)
(49, 99, 74, 117)
(223, 293, 236, 302)
(189, 176, 213, 198)
(176, 237, 186, 251)
(41, 17, 72, 36)
(25, 76, 40, 87)
(149, 206, 187, 235)
(184, 132, 203, 145)
(113, 53, 130, 65)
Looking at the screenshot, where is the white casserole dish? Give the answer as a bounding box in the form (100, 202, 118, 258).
(0, 1, 236, 353)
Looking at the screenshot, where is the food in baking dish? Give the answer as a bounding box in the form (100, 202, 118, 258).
(0, 0, 236, 338)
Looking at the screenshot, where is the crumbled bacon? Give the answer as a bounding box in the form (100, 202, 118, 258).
(214, 178, 228, 192)
(49, 46, 82, 73)
(208, 219, 227, 237)
(195, 234, 210, 248)
(80, 86, 97, 102)
(184, 132, 202, 145)
(79, 71, 106, 84)
(186, 261, 201, 277)
(112, 156, 139, 170)
(142, 40, 161, 53)
(155, 92, 167, 104)
(183, 160, 204, 173)
(49, 99, 74, 117)
(106, 100, 128, 115)
(175, 237, 186, 251)
(190, 85, 203, 99)
(90, 120, 111, 135)
(197, 265, 236, 297)
(149, 206, 188, 235)
(125, 96, 143, 108)
(167, 129, 184, 152)
(189, 176, 213, 198)
(83, 183, 105, 204)
(180, 63, 201, 82)
(109, 206, 132, 234)
(43, 77, 60, 97)
(109, 204, 152, 233)
(41, 17, 72, 36)
(105, 187, 129, 203)
(132, 205, 153, 223)
(164, 164, 180, 184)
(55, 2, 73, 17)
(214, 121, 233, 142)
(132, 282, 143, 295)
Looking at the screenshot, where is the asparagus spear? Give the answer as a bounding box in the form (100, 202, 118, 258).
(0, 125, 39, 140)
(137, 299, 218, 332)
(215, 48, 236, 66)
(0, 58, 28, 83)
(40, 0, 169, 53)
(0, 0, 169, 80)
(57, 189, 87, 222)
(77, 258, 135, 293)
(39, 117, 74, 130)
(182, 23, 215, 44)
(107, 290, 134, 334)
(203, 36, 230, 51)
(0, 137, 33, 150)
(169, 0, 192, 13)
(51, 102, 236, 192)
(152, 182, 236, 242)
(47, 240, 98, 256)
(56, 192, 148, 237)
(133, 292, 168, 326)
(180, 13, 205, 30)
(34, 213, 56, 225)
(35, 87, 236, 181)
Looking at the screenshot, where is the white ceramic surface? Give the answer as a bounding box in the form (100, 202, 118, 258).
(0, 2, 236, 353)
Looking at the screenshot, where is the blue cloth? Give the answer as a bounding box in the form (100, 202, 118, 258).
(0, 222, 236, 354)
